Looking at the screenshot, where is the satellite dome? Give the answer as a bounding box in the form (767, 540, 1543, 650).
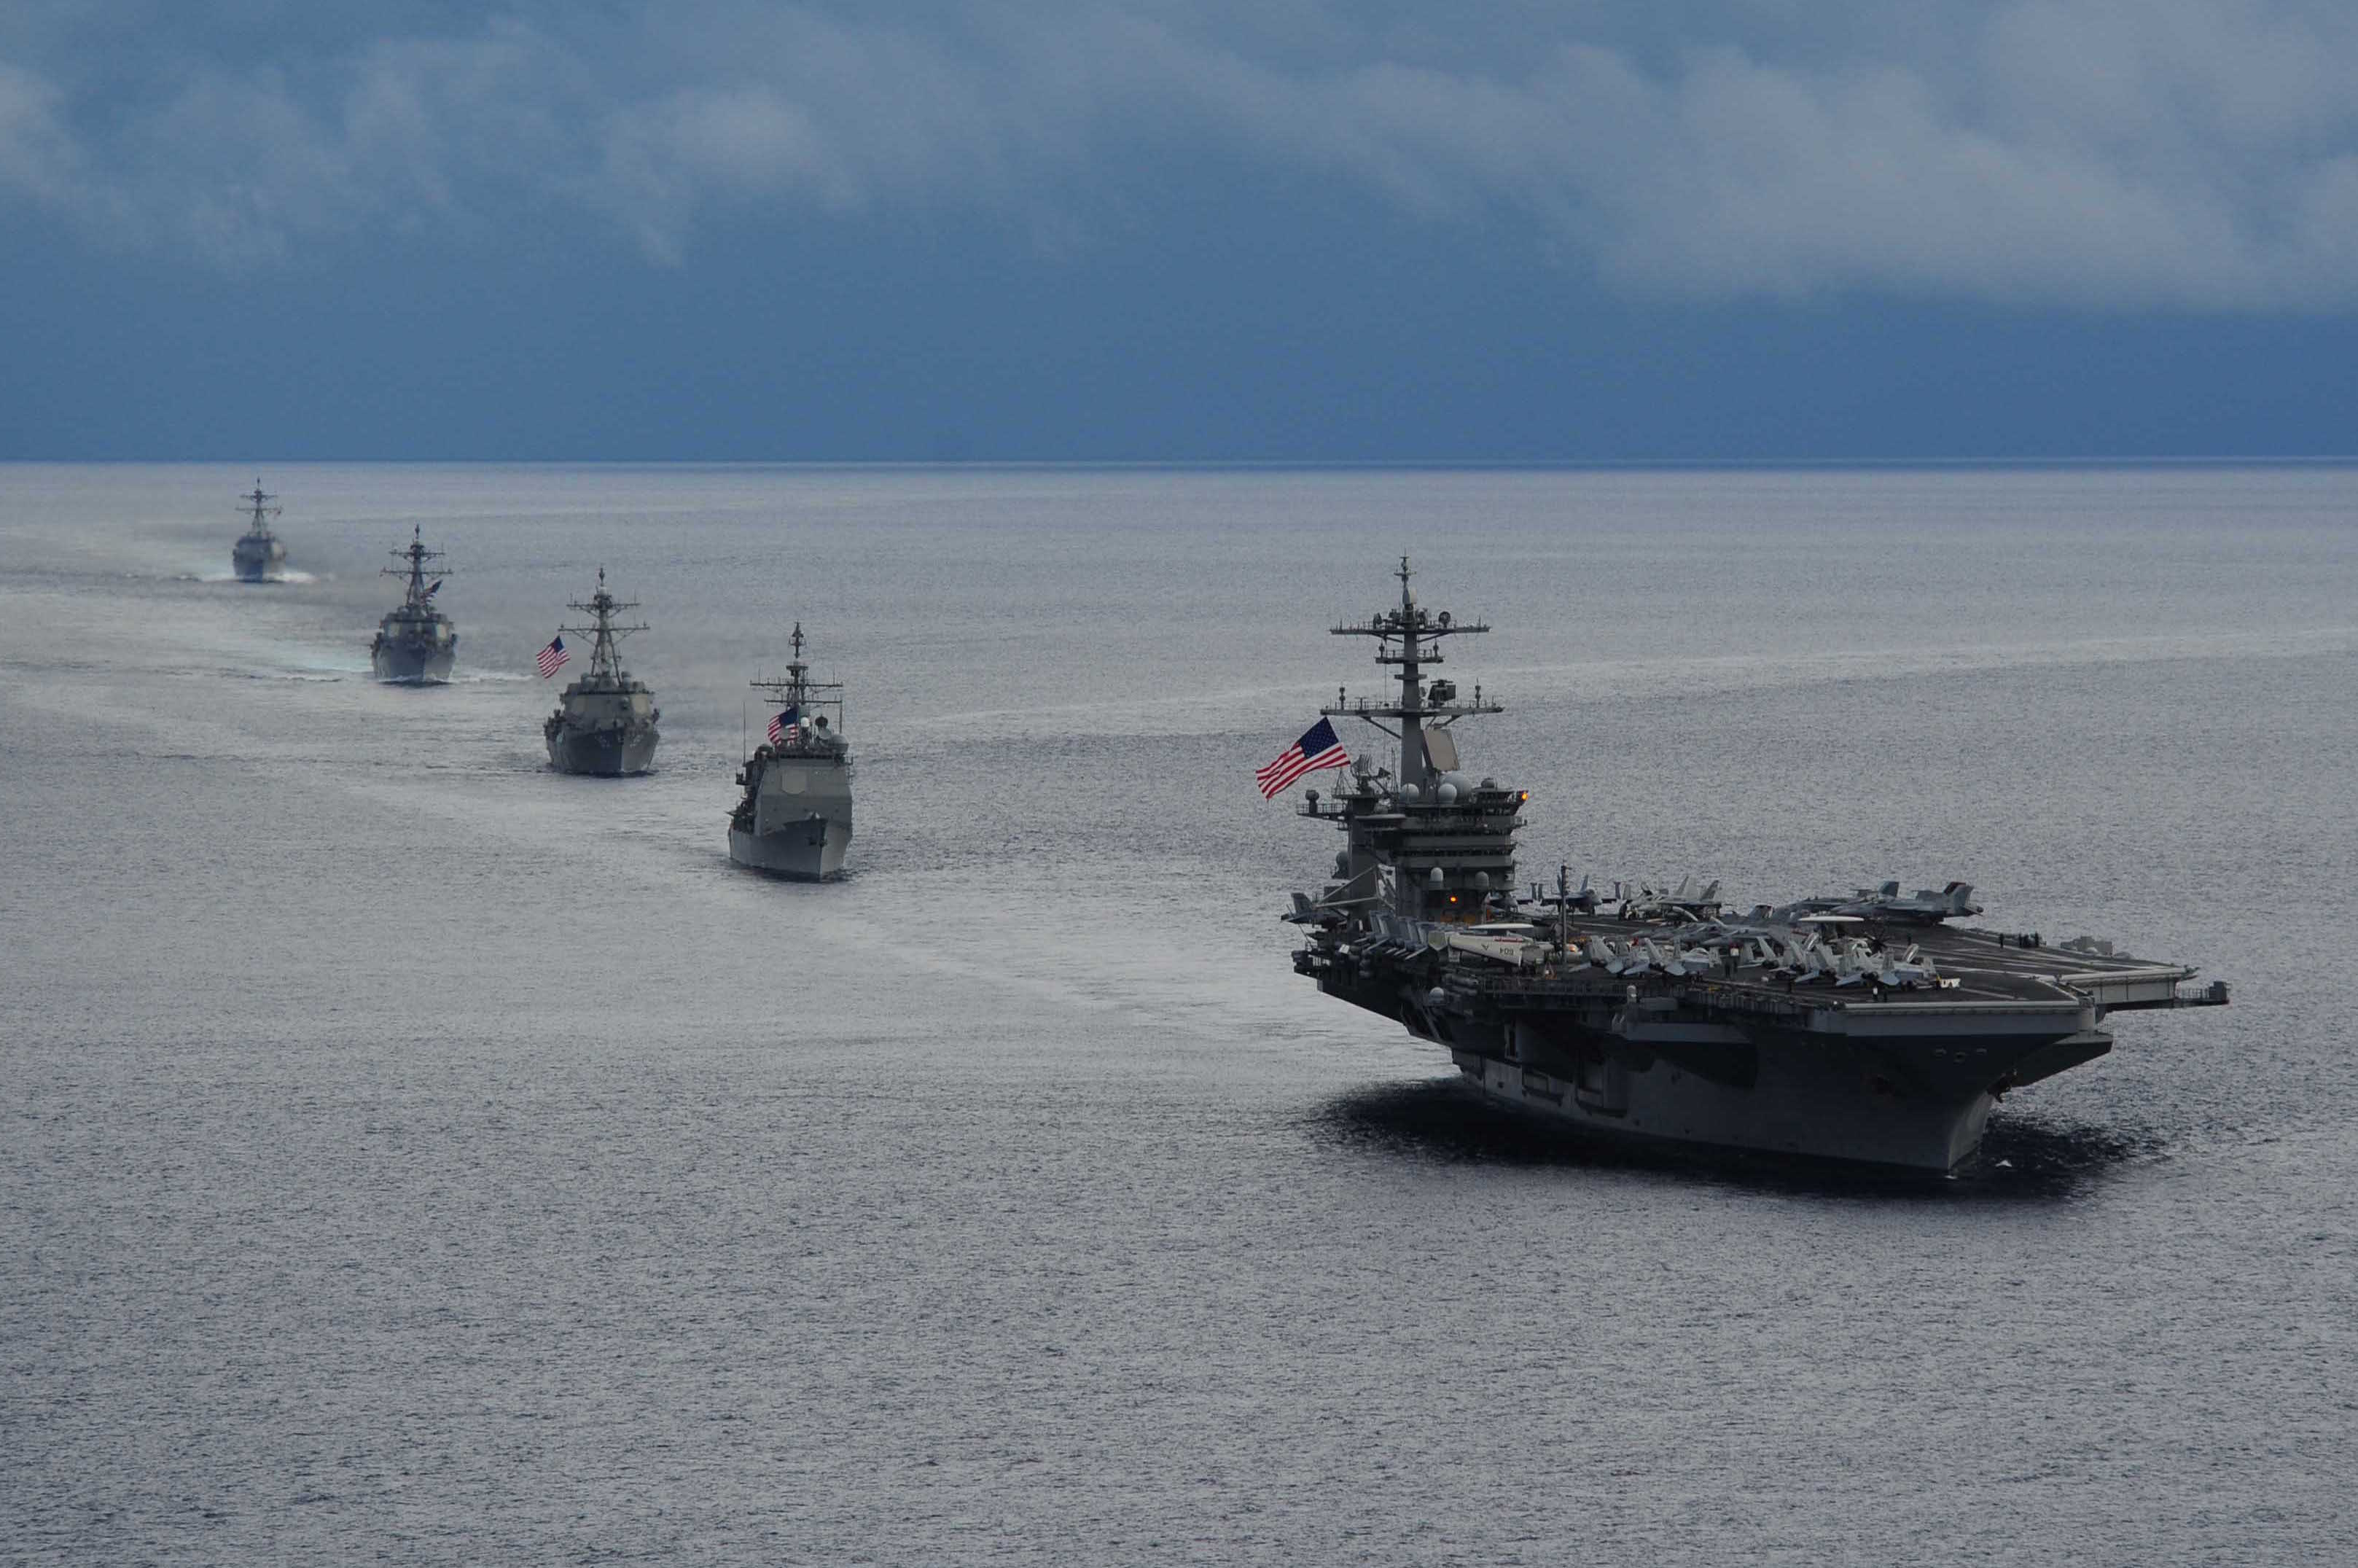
(1435, 781, 1459, 804)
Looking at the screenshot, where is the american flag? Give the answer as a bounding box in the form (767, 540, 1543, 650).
(536, 635, 568, 678)
(766, 705, 800, 745)
(1257, 717, 1349, 799)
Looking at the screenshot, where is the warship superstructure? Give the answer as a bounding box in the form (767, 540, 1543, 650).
(542, 569, 660, 776)
(370, 525, 457, 683)
(230, 480, 287, 582)
(729, 623, 853, 880)
(1282, 560, 2229, 1175)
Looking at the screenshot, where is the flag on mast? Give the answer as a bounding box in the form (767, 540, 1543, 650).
(536, 635, 569, 677)
(766, 705, 800, 745)
(1257, 717, 1349, 799)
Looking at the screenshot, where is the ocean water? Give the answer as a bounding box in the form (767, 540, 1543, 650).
(4, 463, 2354, 1564)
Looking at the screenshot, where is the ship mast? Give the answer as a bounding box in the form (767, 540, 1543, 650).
(238, 480, 280, 538)
(556, 566, 647, 682)
(750, 622, 846, 734)
(382, 524, 449, 612)
(1307, 557, 1517, 922)
(1324, 555, 1500, 784)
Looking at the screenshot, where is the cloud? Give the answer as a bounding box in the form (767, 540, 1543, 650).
(3, 1, 2356, 308)
(0, 58, 85, 208)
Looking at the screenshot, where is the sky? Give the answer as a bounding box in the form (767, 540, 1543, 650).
(3, 0, 2355, 461)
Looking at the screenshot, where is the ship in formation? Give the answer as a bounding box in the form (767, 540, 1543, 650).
(1278, 559, 2229, 1175)
(230, 480, 287, 582)
(542, 568, 660, 776)
(729, 623, 853, 880)
(370, 524, 458, 683)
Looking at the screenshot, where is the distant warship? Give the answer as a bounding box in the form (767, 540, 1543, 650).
(542, 568, 660, 776)
(729, 623, 853, 880)
(370, 525, 457, 683)
(1280, 559, 2229, 1175)
(230, 480, 286, 582)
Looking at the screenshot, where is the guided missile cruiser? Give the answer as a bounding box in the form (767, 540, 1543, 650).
(729, 623, 853, 880)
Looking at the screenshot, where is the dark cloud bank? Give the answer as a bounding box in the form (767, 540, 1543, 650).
(3, 1, 2354, 459)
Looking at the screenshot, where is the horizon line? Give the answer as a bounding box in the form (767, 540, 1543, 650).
(9, 454, 2358, 472)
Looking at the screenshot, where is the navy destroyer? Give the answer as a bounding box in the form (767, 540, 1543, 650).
(230, 480, 287, 582)
(1280, 560, 2229, 1174)
(728, 623, 852, 880)
(541, 569, 660, 776)
(370, 525, 457, 682)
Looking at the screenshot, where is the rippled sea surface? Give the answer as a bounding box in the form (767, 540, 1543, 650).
(6, 464, 2354, 1564)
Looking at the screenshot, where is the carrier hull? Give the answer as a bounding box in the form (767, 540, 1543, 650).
(728, 815, 852, 881)
(1306, 932, 2171, 1175)
(1451, 1034, 2004, 1173)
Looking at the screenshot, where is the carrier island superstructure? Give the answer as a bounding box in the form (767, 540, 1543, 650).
(1283, 560, 2229, 1174)
(729, 623, 853, 880)
(544, 568, 660, 776)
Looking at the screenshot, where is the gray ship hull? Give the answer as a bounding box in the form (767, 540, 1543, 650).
(372, 637, 456, 683)
(728, 814, 852, 881)
(1453, 1039, 2007, 1174)
(1308, 944, 2168, 1174)
(547, 725, 658, 776)
(232, 539, 285, 582)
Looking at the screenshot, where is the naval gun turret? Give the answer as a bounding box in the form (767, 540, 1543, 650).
(231, 480, 287, 582)
(370, 524, 457, 682)
(543, 567, 660, 776)
(728, 622, 854, 880)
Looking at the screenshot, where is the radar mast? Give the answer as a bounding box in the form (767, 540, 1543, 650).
(750, 623, 846, 738)
(382, 523, 450, 612)
(556, 566, 647, 683)
(1323, 554, 1502, 786)
(237, 480, 281, 539)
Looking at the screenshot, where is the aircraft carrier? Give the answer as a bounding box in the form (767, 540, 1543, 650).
(1281, 560, 2229, 1175)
